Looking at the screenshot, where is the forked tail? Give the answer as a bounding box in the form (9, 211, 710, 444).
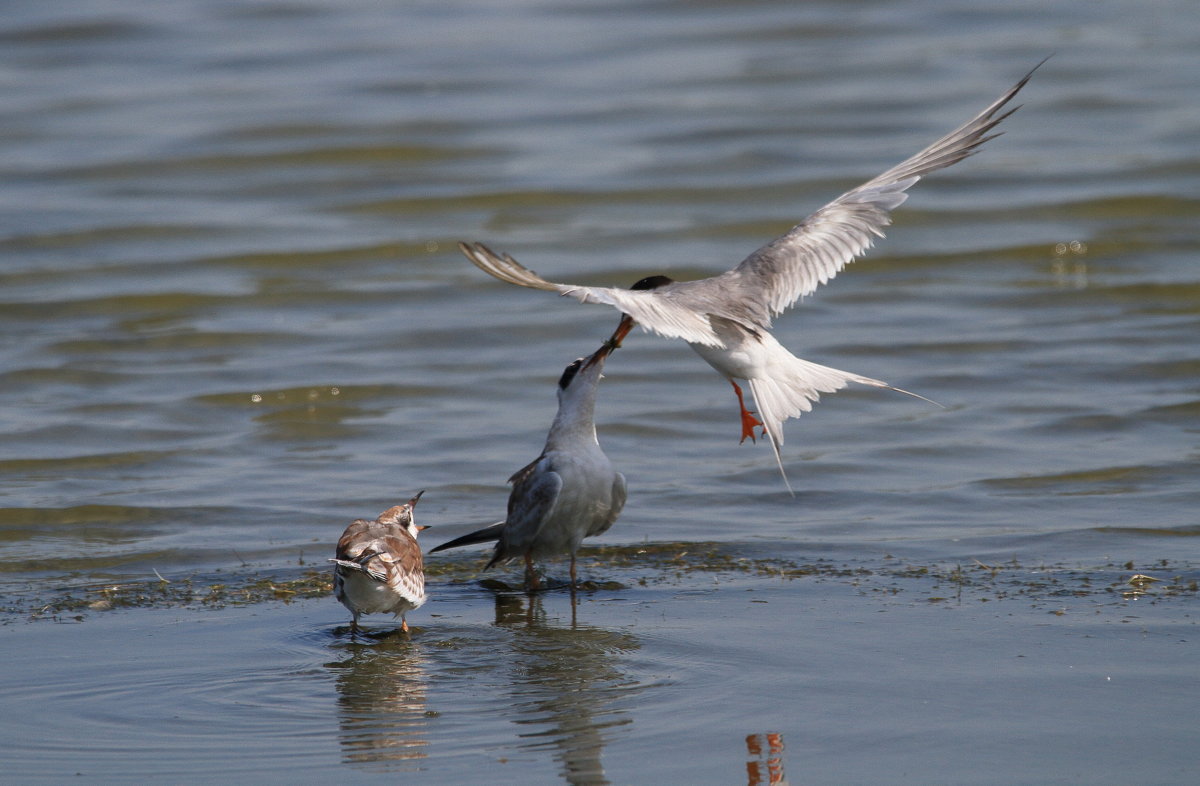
(746, 357, 940, 495)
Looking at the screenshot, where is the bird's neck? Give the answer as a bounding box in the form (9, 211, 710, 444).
(545, 391, 599, 450)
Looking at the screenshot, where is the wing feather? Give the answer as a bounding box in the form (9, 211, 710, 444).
(459, 60, 1043, 336)
(726, 60, 1045, 318)
(459, 241, 724, 346)
(587, 472, 627, 538)
(486, 459, 563, 568)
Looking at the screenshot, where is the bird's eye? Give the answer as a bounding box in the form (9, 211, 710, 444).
(558, 359, 583, 389)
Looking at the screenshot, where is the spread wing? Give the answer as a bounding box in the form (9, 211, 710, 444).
(459, 241, 725, 347)
(460, 60, 1043, 338)
(720, 60, 1045, 318)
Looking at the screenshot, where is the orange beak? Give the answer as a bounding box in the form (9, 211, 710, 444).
(605, 314, 636, 350)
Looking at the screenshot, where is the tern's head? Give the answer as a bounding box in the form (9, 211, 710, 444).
(551, 346, 610, 437)
(630, 274, 673, 291)
(606, 274, 673, 348)
(377, 490, 428, 537)
(557, 343, 611, 396)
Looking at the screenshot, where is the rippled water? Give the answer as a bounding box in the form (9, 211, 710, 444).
(2, 0, 1198, 782)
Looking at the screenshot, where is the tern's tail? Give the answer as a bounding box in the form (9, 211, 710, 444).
(427, 521, 506, 554)
(746, 357, 937, 495)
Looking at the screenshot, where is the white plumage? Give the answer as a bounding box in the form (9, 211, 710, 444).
(459, 62, 1043, 492)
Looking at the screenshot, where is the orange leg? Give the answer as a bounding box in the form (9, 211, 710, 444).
(730, 380, 763, 443)
(524, 553, 541, 592)
(401, 618, 410, 633)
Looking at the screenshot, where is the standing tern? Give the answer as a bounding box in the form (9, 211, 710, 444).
(458, 62, 1043, 493)
(429, 340, 627, 590)
(330, 491, 429, 632)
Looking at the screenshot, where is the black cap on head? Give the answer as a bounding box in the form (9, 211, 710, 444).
(558, 358, 584, 390)
(630, 274, 673, 291)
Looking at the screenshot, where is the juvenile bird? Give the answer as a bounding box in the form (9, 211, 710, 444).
(330, 491, 429, 632)
(430, 340, 627, 590)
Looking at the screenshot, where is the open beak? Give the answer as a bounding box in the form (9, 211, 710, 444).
(582, 344, 610, 370)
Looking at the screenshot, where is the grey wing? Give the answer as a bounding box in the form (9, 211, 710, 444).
(492, 462, 564, 561)
(589, 472, 627, 538)
(459, 242, 724, 346)
(723, 60, 1044, 319)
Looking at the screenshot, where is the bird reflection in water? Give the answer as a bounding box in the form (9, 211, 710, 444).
(326, 633, 430, 770)
(746, 732, 787, 786)
(492, 590, 641, 786)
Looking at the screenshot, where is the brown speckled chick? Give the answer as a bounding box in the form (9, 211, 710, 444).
(330, 491, 428, 632)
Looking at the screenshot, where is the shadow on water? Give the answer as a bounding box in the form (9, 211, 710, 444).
(491, 590, 640, 786)
(323, 586, 642, 783)
(326, 630, 431, 770)
(485, 586, 792, 786)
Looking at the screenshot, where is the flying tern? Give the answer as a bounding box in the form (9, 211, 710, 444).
(458, 62, 1043, 493)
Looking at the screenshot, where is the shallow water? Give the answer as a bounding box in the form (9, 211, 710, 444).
(6, 564, 1198, 783)
(2, 0, 1198, 782)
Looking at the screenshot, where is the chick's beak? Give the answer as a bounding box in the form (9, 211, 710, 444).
(407, 490, 426, 508)
(582, 345, 609, 371)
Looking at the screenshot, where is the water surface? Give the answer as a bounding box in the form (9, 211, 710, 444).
(2, 0, 1198, 782)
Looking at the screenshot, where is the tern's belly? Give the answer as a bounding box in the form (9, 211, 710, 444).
(690, 339, 757, 379)
(515, 458, 620, 560)
(528, 495, 612, 558)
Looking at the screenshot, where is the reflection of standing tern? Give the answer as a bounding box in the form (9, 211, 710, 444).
(460, 62, 1042, 493)
(430, 341, 626, 590)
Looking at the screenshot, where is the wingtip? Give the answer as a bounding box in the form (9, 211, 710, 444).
(427, 521, 506, 554)
(1010, 56, 1051, 94)
(426, 539, 463, 554)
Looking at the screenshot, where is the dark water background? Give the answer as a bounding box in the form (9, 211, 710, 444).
(2, 0, 1198, 782)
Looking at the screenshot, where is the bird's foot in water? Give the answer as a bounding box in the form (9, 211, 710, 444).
(523, 553, 542, 593)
